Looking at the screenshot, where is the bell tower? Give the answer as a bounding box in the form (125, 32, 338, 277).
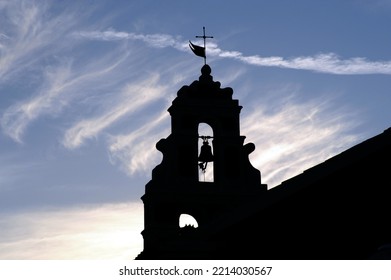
(136, 64, 267, 259)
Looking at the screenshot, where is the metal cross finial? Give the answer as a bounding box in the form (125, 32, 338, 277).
(195, 27, 213, 64)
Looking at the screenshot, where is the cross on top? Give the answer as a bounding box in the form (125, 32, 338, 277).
(195, 27, 213, 64)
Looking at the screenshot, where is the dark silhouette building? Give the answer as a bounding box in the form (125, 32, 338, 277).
(136, 64, 391, 260)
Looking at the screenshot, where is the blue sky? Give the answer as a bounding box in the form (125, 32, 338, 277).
(1, 0, 390, 259)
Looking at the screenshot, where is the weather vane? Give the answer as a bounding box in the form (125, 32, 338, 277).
(189, 26, 213, 65)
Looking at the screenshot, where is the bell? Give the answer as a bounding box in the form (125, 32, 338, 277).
(198, 141, 213, 163)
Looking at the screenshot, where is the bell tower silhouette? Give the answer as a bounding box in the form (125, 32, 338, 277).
(136, 63, 267, 259)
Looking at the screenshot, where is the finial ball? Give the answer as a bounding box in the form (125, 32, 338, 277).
(201, 64, 211, 76)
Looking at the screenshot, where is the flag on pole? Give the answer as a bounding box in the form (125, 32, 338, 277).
(189, 40, 206, 58)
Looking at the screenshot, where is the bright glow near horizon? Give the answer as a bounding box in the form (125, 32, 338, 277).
(0, 203, 144, 260)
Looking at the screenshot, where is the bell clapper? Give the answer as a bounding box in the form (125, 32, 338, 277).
(199, 161, 208, 172)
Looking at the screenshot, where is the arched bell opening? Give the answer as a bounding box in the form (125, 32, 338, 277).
(179, 213, 199, 228)
(198, 123, 214, 182)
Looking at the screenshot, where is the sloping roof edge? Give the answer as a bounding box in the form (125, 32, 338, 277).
(209, 126, 391, 233)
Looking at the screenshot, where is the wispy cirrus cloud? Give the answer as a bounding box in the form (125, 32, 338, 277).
(0, 0, 107, 142)
(241, 89, 361, 188)
(62, 73, 168, 149)
(224, 51, 391, 75)
(1, 61, 74, 143)
(76, 30, 184, 49)
(79, 29, 391, 75)
(1, 49, 131, 143)
(108, 109, 170, 175)
(0, 1, 80, 82)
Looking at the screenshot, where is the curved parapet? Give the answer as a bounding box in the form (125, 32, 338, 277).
(241, 142, 265, 189)
(150, 138, 168, 181)
(176, 64, 233, 101)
